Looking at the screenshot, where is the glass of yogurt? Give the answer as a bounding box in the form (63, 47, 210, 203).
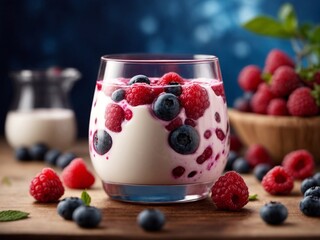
(89, 54, 229, 203)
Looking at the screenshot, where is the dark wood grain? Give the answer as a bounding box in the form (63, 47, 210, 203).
(0, 139, 320, 240)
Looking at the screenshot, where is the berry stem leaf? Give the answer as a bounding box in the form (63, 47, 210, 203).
(0, 210, 29, 222)
(311, 84, 320, 107)
(261, 72, 272, 83)
(242, 16, 291, 38)
(278, 3, 298, 35)
(81, 190, 91, 206)
(248, 194, 259, 201)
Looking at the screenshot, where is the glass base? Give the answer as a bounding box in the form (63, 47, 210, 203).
(102, 181, 213, 204)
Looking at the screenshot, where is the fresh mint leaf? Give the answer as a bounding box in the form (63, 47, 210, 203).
(0, 210, 29, 222)
(248, 194, 258, 201)
(278, 3, 298, 34)
(242, 16, 291, 38)
(81, 190, 91, 206)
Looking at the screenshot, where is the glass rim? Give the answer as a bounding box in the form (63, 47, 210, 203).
(101, 54, 218, 64)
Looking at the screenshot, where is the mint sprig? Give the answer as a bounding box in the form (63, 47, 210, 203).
(81, 190, 91, 206)
(0, 210, 29, 222)
(242, 3, 320, 67)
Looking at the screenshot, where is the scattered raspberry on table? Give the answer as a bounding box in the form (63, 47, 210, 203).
(29, 168, 64, 203)
(211, 171, 249, 211)
(262, 166, 294, 195)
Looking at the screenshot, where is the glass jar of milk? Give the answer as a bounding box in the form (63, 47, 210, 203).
(5, 67, 80, 150)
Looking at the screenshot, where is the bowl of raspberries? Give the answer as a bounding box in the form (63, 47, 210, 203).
(229, 49, 320, 163)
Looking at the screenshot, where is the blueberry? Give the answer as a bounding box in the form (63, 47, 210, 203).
(44, 149, 61, 166)
(304, 186, 320, 198)
(232, 157, 250, 173)
(72, 205, 102, 228)
(137, 209, 165, 232)
(15, 147, 31, 161)
(29, 143, 49, 160)
(56, 152, 77, 169)
(93, 130, 112, 155)
(111, 89, 125, 102)
(233, 97, 251, 112)
(57, 197, 84, 220)
(153, 93, 180, 121)
(313, 172, 320, 185)
(224, 151, 238, 171)
(254, 164, 272, 181)
(129, 75, 150, 85)
(301, 177, 319, 194)
(260, 201, 288, 225)
(300, 196, 320, 217)
(164, 82, 182, 96)
(169, 125, 200, 154)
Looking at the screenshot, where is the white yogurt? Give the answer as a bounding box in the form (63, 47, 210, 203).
(89, 80, 229, 185)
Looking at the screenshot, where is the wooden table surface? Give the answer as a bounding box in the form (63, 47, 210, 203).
(0, 139, 320, 240)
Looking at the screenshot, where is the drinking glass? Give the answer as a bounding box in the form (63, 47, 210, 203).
(89, 54, 229, 203)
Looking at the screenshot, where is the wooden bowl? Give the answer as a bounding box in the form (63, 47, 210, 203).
(228, 109, 320, 163)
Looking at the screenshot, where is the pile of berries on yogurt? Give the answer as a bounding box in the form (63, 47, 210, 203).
(89, 72, 229, 185)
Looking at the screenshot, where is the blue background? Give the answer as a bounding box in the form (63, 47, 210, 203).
(1, 0, 319, 138)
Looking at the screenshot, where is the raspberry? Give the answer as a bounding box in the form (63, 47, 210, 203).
(184, 118, 196, 127)
(267, 98, 289, 116)
(282, 149, 315, 180)
(124, 109, 133, 120)
(245, 144, 273, 168)
(165, 117, 182, 131)
(262, 166, 294, 195)
(105, 103, 125, 132)
(270, 66, 300, 97)
(264, 49, 295, 74)
(61, 158, 95, 189)
(287, 87, 319, 116)
(29, 168, 64, 203)
(196, 146, 213, 164)
(179, 84, 210, 120)
(238, 65, 262, 92)
(157, 72, 184, 85)
(204, 130, 212, 139)
(125, 84, 155, 106)
(211, 171, 249, 211)
(215, 128, 225, 141)
(211, 83, 226, 101)
(251, 83, 274, 114)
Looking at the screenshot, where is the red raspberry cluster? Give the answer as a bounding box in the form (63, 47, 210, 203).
(235, 49, 320, 117)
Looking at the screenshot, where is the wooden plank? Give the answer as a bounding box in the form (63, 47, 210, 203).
(0, 139, 320, 239)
